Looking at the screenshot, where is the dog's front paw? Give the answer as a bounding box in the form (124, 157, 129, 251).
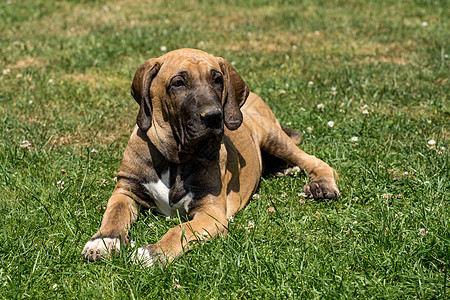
(82, 237, 121, 262)
(131, 247, 155, 267)
(131, 244, 165, 268)
(303, 177, 340, 199)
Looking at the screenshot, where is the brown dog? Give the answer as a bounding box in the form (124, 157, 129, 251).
(82, 48, 340, 266)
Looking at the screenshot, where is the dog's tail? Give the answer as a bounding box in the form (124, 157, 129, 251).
(281, 126, 302, 144)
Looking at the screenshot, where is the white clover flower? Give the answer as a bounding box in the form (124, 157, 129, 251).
(48, 79, 54, 83)
(245, 221, 255, 232)
(314, 30, 320, 35)
(308, 81, 314, 86)
(252, 194, 260, 200)
(2, 68, 11, 75)
(427, 139, 436, 146)
(160, 45, 167, 52)
(298, 192, 307, 198)
(331, 86, 337, 91)
(285, 121, 292, 126)
(327, 121, 335, 128)
(350, 136, 359, 142)
(292, 45, 297, 50)
(306, 126, 313, 133)
(20, 140, 31, 149)
(292, 166, 301, 174)
(418, 228, 427, 237)
(316, 103, 324, 110)
(91, 148, 98, 153)
(421, 21, 428, 27)
(362, 110, 369, 114)
(57, 180, 65, 190)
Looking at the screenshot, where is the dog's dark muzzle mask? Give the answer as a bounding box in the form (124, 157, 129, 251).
(176, 96, 224, 164)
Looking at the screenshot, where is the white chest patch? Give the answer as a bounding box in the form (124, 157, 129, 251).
(142, 169, 194, 218)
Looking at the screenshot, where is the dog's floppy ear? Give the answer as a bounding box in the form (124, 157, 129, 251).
(217, 57, 249, 131)
(131, 59, 161, 132)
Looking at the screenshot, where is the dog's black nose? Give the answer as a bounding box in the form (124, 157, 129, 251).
(200, 109, 223, 129)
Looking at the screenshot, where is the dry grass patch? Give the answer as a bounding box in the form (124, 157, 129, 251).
(8, 57, 48, 69)
(11, 0, 167, 38)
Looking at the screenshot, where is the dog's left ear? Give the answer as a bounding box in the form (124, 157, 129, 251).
(216, 57, 249, 131)
(131, 59, 161, 132)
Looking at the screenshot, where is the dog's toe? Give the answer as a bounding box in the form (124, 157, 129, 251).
(82, 237, 121, 261)
(303, 177, 340, 200)
(303, 185, 313, 198)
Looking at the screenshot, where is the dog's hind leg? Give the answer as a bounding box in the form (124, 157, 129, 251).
(261, 126, 340, 199)
(244, 94, 339, 199)
(261, 126, 302, 176)
(281, 126, 302, 144)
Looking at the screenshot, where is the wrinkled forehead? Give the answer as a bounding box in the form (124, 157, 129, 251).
(159, 50, 220, 78)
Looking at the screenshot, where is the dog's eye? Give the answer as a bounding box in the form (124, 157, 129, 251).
(171, 78, 186, 88)
(214, 75, 223, 86)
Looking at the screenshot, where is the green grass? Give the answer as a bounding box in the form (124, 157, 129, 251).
(0, 0, 448, 298)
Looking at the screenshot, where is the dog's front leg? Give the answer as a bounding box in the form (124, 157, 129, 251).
(133, 204, 228, 267)
(82, 189, 138, 261)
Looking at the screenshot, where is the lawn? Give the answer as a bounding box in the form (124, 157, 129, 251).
(0, 0, 448, 298)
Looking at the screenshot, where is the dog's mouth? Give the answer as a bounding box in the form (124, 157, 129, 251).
(178, 133, 222, 165)
(194, 136, 222, 161)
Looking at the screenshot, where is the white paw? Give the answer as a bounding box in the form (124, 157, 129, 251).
(82, 237, 121, 261)
(131, 247, 154, 267)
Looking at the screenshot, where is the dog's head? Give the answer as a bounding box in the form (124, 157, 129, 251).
(131, 48, 249, 163)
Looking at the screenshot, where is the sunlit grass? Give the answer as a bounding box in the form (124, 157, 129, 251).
(0, 0, 448, 298)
